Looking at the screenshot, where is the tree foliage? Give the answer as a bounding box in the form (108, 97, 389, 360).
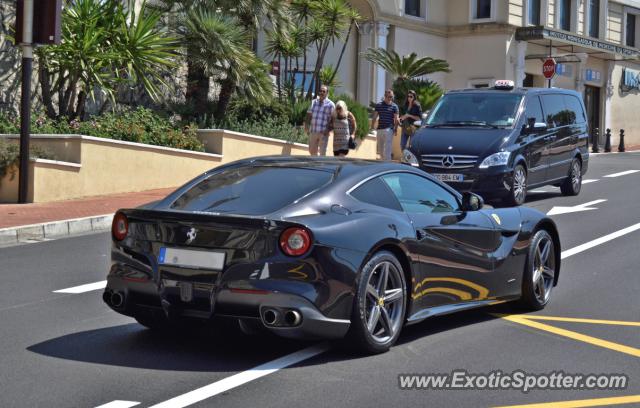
(364, 48, 450, 81)
(37, 0, 178, 120)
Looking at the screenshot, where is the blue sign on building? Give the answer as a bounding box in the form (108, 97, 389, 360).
(585, 69, 601, 82)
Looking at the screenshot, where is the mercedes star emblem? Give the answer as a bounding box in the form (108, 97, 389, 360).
(442, 155, 455, 168)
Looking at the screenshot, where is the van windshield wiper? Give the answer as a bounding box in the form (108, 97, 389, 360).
(428, 121, 500, 129)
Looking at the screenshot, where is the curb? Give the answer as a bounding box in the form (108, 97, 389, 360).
(0, 213, 114, 245)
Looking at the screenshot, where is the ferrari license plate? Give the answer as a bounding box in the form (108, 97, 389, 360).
(158, 247, 225, 270)
(433, 173, 464, 182)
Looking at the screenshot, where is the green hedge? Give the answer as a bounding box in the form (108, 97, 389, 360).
(0, 108, 204, 152)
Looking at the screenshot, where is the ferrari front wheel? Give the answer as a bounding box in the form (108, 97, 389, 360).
(347, 251, 407, 354)
(518, 230, 557, 310)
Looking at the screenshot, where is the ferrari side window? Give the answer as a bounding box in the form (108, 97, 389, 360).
(350, 177, 403, 211)
(381, 173, 460, 214)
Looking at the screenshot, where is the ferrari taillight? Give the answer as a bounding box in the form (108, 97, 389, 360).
(112, 212, 129, 241)
(279, 227, 312, 256)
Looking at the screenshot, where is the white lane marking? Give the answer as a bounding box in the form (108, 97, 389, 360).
(603, 170, 640, 178)
(547, 199, 607, 216)
(53, 280, 106, 294)
(530, 179, 598, 194)
(94, 401, 140, 408)
(149, 343, 330, 408)
(561, 222, 640, 259)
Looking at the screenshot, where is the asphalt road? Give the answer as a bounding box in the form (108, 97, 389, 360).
(1, 152, 639, 408)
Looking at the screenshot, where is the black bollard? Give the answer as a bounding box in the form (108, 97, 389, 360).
(604, 128, 612, 152)
(618, 129, 625, 152)
(592, 128, 600, 153)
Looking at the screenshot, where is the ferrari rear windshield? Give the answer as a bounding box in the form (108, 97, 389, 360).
(170, 166, 333, 215)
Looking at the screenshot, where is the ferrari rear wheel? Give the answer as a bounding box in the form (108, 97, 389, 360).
(518, 230, 557, 310)
(347, 251, 407, 354)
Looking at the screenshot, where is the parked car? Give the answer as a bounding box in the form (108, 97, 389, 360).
(105, 156, 561, 353)
(402, 81, 589, 206)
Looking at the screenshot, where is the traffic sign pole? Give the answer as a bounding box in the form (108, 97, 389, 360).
(18, 0, 34, 204)
(542, 57, 556, 88)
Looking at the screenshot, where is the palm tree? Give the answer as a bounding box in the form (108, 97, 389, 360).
(327, 6, 363, 86)
(264, 29, 288, 99)
(184, 6, 273, 120)
(37, 0, 177, 119)
(290, 0, 315, 99)
(153, 0, 288, 120)
(306, 0, 351, 99)
(363, 48, 451, 81)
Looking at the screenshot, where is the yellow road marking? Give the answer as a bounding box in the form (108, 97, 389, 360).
(519, 315, 640, 327)
(501, 315, 640, 358)
(494, 394, 640, 408)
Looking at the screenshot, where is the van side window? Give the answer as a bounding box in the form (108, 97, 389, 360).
(541, 94, 573, 128)
(563, 95, 586, 124)
(523, 96, 544, 129)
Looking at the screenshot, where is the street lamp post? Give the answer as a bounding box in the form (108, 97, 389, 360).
(18, 0, 34, 204)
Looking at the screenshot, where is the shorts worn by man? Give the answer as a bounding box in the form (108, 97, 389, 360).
(372, 90, 399, 160)
(305, 86, 335, 156)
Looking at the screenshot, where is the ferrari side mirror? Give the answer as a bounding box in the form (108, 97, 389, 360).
(461, 192, 484, 211)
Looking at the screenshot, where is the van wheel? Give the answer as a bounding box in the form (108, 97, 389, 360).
(560, 158, 582, 196)
(503, 164, 527, 206)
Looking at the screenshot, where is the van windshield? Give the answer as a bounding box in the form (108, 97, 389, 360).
(426, 93, 523, 128)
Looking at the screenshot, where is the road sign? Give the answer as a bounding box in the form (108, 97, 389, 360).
(542, 58, 557, 80)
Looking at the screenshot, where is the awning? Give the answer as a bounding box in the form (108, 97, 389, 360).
(515, 26, 640, 61)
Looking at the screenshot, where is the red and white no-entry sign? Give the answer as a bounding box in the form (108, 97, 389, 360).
(542, 58, 557, 80)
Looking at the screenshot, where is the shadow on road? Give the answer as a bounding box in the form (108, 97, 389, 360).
(28, 304, 519, 370)
(27, 318, 314, 372)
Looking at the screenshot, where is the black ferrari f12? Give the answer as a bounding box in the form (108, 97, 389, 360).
(105, 156, 561, 353)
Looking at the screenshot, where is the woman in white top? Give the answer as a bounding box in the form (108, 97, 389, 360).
(328, 100, 357, 157)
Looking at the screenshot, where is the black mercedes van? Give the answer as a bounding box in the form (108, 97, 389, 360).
(402, 81, 589, 206)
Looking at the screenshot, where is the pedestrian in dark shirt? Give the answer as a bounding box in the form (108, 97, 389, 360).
(399, 90, 422, 151)
(371, 89, 399, 160)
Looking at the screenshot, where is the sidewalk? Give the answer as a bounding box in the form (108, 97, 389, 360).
(0, 187, 175, 244)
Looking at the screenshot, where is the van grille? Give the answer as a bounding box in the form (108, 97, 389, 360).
(421, 154, 478, 169)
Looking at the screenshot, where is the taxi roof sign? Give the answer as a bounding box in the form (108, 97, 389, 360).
(494, 80, 515, 90)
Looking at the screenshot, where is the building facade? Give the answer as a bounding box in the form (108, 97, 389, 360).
(258, 0, 640, 147)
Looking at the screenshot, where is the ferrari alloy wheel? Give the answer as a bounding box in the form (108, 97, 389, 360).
(348, 251, 407, 354)
(560, 158, 582, 196)
(518, 230, 557, 310)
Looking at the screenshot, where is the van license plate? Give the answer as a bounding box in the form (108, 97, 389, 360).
(433, 173, 464, 182)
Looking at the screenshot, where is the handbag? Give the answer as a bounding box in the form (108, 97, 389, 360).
(348, 136, 357, 150)
(402, 119, 416, 137)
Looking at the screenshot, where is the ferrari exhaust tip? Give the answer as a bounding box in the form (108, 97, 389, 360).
(284, 310, 302, 326)
(262, 308, 279, 325)
(110, 292, 124, 308)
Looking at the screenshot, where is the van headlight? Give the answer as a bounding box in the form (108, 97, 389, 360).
(401, 149, 420, 167)
(479, 152, 510, 168)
